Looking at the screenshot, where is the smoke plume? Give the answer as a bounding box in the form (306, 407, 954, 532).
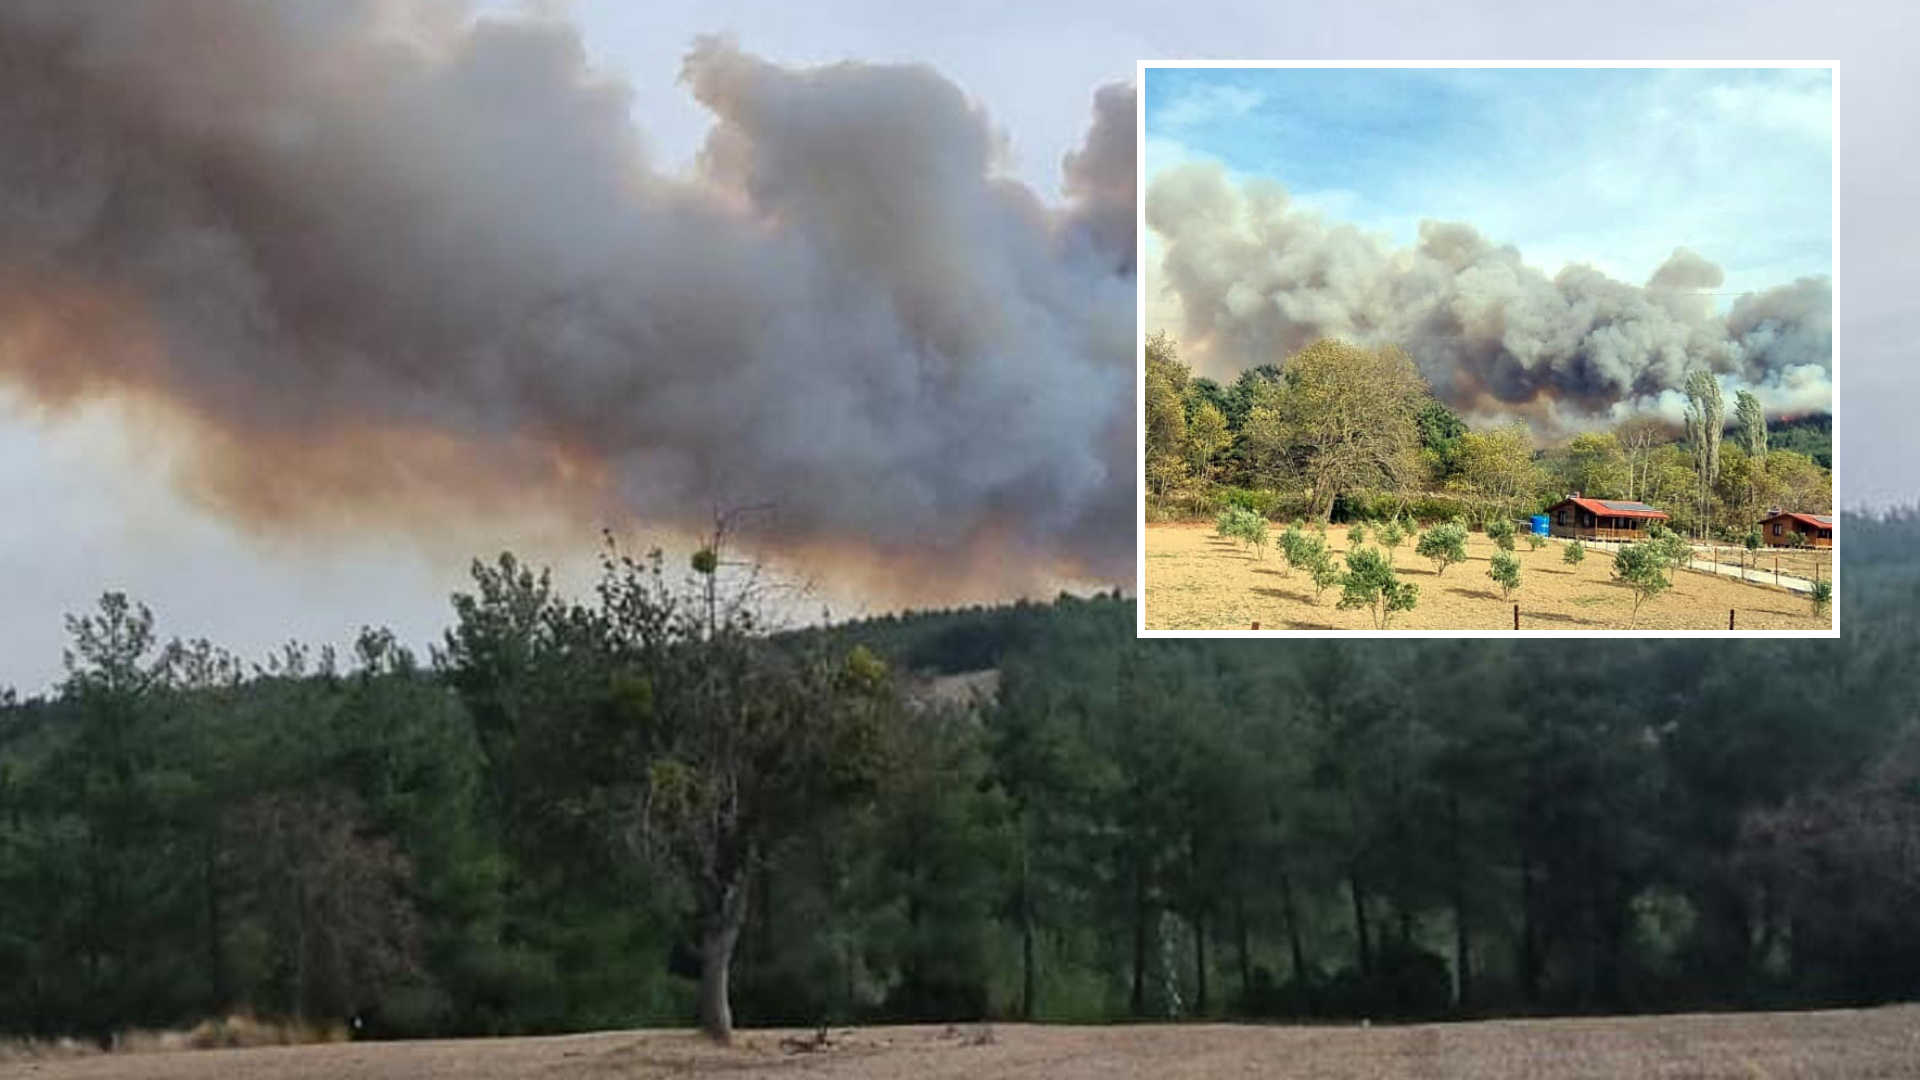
(0, 0, 1137, 591)
(1146, 162, 1831, 434)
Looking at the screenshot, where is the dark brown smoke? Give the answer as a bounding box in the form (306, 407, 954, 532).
(0, 1, 1138, 593)
(1146, 162, 1831, 434)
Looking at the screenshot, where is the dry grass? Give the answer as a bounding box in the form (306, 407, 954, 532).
(0, 1017, 348, 1065)
(9, 1009, 1920, 1080)
(1145, 522, 1834, 632)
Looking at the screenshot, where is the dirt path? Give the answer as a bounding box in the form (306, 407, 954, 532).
(1145, 522, 1833, 632)
(8, 1009, 1919, 1080)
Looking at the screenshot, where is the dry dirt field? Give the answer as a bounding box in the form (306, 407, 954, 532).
(1145, 522, 1833, 632)
(9, 1009, 1920, 1080)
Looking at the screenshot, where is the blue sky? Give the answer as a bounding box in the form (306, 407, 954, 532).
(1144, 67, 1833, 298)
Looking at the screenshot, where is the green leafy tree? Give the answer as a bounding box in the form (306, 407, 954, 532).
(1455, 422, 1542, 525)
(1525, 532, 1546, 553)
(1377, 519, 1407, 567)
(1305, 540, 1344, 603)
(1417, 399, 1469, 481)
(1279, 523, 1312, 575)
(1337, 548, 1420, 629)
(1611, 542, 1672, 629)
(1810, 579, 1833, 618)
(561, 536, 901, 1043)
(1186, 401, 1231, 484)
(1249, 520, 1271, 560)
(1735, 390, 1767, 503)
(1416, 522, 1468, 576)
(1348, 522, 1367, 548)
(1145, 332, 1191, 499)
(1647, 524, 1694, 583)
(1684, 370, 1725, 538)
(1488, 551, 1522, 601)
(1563, 540, 1586, 567)
(1221, 507, 1268, 556)
(1486, 517, 1516, 553)
(1240, 340, 1429, 521)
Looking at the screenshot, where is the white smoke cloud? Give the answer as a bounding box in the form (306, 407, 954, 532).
(1146, 160, 1832, 435)
(0, 0, 1138, 584)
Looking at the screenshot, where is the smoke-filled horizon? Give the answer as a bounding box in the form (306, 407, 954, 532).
(0, 0, 1137, 591)
(1146, 161, 1832, 438)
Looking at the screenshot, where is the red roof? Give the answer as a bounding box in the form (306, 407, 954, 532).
(1545, 497, 1670, 521)
(1759, 511, 1834, 530)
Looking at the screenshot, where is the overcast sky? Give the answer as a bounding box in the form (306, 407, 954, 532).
(2, 0, 1913, 692)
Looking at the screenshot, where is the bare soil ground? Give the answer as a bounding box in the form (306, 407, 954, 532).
(1145, 522, 1834, 632)
(10, 1008, 1920, 1080)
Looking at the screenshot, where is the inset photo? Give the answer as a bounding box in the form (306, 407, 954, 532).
(1138, 67, 1835, 637)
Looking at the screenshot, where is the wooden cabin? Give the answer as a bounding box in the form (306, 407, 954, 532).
(1758, 511, 1833, 549)
(1542, 496, 1670, 541)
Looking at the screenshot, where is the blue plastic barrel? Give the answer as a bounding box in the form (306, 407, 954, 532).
(1530, 514, 1550, 536)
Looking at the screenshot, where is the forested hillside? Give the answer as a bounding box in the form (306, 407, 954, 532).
(2, 516, 1912, 1041)
(1146, 333, 1834, 537)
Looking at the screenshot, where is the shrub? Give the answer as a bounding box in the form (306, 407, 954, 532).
(1407, 495, 1470, 526)
(1611, 541, 1672, 629)
(1563, 540, 1586, 567)
(1333, 492, 1403, 524)
(1647, 525, 1693, 582)
(1811, 579, 1833, 618)
(1377, 518, 1407, 565)
(1218, 507, 1268, 556)
(1416, 522, 1468, 576)
(1488, 551, 1522, 601)
(1337, 547, 1419, 629)
(1285, 531, 1341, 603)
(1278, 523, 1310, 575)
(1486, 517, 1516, 552)
(1525, 532, 1547, 552)
(1306, 542, 1344, 603)
(1348, 522, 1368, 548)
(1216, 487, 1286, 518)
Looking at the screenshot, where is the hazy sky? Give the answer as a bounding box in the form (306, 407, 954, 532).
(2, 0, 1913, 692)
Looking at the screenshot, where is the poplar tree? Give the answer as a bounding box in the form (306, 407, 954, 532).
(1684, 371, 1725, 537)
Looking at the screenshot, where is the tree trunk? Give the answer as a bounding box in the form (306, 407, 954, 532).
(1192, 910, 1208, 1015)
(202, 834, 227, 1013)
(1017, 812, 1036, 1019)
(1349, 868, 1372, 977)
(1447, 795, 1470, 1012)
(698, 876, 751, 1043)
(1020, 912, 1037, 1021)
(1235, 889, 1252, 1005)
(1130, 869, 1150, 1017)
(1519, 845, 1541, 1004)
(1280, 870, 1312, 1014)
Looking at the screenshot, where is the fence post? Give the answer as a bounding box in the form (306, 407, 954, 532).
(1775, 554, 1779, 586)
(1513, 603, 1519, 631)
(1251, 622, 1260, 631)
(1729, 608, 1735, 631)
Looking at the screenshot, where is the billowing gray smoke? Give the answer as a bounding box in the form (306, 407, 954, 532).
(0, 0, 1136, 591)
(1146, 162, 1831, 433)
